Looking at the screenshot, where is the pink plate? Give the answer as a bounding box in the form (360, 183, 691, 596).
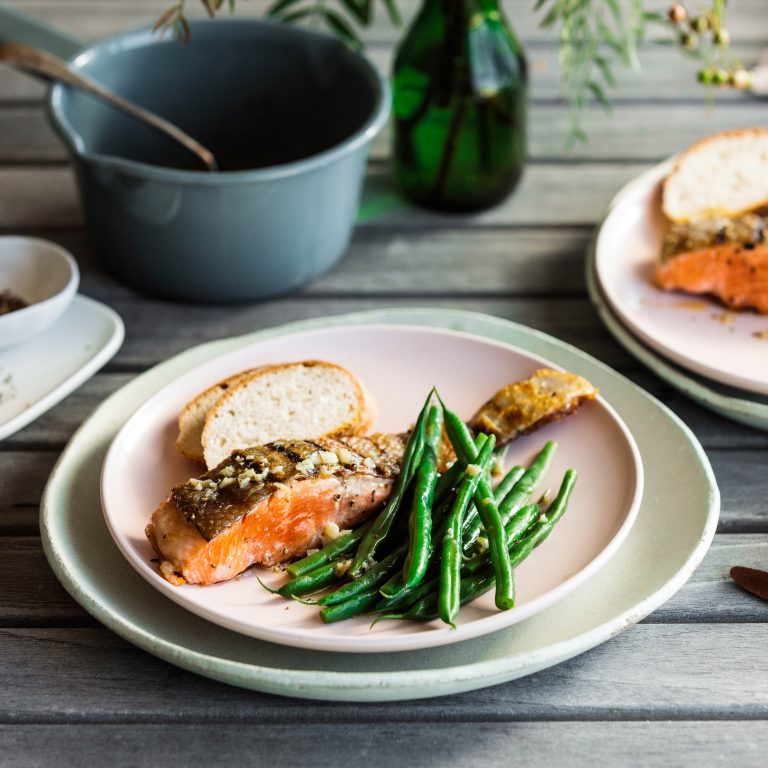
(101, 324, 643, 653)
(596, 162, 768, 396)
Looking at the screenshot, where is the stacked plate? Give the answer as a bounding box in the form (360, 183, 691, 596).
(588, 162, 768, 430)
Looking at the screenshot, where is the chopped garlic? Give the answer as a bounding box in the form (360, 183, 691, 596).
(218, 476, 235, 489)
(476, 536, 489, 552)
(538, 513, 548, 524)
(323, 522, 341, 543)
(306, 548, 319, 557)
(219, 466, 235, 478)
(295, 459, 315, 475)
(334, 559, 352, 577)
(466, 464, 482, 477)
(362, 456, 376, 469)
(336, 447, 356, 465)
(318, 450, 339, 465)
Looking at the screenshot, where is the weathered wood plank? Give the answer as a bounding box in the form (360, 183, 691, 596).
(1, 623, 767, 720)
(88, 296, 634, 369)
(1, 534, 765, 625)
(3, 100, 767, 165)
(23, 226, 593, 300)
(0, 452, 56, 534)
(2, 41, 759, 104)
(2, 722, 767, 767)
(0, 162, 652, 229)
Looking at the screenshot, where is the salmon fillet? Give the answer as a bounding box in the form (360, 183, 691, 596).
(146, 435, 404, 585)
(655, 243, 768, 314)
(148, 370, 598, 586)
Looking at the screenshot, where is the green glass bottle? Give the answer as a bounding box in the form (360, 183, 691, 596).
(392, 0, 527, 211)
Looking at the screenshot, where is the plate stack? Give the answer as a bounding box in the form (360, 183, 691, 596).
(588, 162, 768, 431)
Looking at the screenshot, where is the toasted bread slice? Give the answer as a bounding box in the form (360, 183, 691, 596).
(176, 368, 264, 463)
(202, 360, 376, 469)
(663, 128, 768, 223)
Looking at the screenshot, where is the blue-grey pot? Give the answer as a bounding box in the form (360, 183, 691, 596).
(0, 6, 390, 301)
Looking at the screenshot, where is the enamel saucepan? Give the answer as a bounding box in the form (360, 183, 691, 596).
(0, 4, 390, 301)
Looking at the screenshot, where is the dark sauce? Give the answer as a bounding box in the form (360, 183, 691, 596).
(0, 290, 29, 316)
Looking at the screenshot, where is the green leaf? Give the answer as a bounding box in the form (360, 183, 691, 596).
(380, 0, 401, 27)
(320, 7, 364, 48)
(267, 0, 305, 18)
(593, 55, 616, 86)
(279, 6, 319, 23)
(588, 80, 612, 111)
(337, 0, 370, 25)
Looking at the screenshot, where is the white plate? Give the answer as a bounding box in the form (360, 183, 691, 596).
(101, 324, 643, 653)
(0, 294, 124, 441)
(596, 162, 768, 396)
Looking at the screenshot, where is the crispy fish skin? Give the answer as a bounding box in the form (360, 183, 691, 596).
(661, 214, 766, 262)
(146, 435, 404, 585)
(469, 369, 599, 443)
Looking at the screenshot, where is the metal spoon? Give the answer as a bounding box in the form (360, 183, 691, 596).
(0, 41, 218, 172)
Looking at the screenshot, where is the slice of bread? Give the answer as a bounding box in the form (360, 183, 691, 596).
(201, 360, 376, 468)
(663, 128, 768, 223)
(176, 368, 264, 463)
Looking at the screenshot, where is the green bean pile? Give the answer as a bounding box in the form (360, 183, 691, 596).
(272, 391, 578, 628)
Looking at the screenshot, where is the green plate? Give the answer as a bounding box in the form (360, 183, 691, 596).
(40, 309, 719, 701)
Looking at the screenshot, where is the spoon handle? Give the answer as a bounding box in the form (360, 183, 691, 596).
(0, 41, 218, 172)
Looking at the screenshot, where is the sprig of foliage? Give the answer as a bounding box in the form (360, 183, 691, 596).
(157, 1, 738, 146)
(158, 0, 400, 48)
(535, 0, 648, 147)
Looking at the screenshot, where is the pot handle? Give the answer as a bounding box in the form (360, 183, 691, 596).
(0, 2, 83, 60)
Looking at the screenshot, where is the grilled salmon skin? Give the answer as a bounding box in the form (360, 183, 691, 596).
(148, 370, 598, 585)
(470, 369, 598, 442)
(655, 242, 768, 314)
(147, 435, 404, 586)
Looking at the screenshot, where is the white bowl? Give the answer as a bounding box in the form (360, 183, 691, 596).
(0, 237, 79, 350)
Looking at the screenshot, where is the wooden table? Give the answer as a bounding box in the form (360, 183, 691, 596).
(2, 1, 767, 764)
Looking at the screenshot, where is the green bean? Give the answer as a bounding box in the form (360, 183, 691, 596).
(277, 560, 348, 598)
(377, 438, 495, 609)
(375, 472, 576, 624)
(463, 502, 540, 575)
(463, 441, 557, 552)
(400, 405, 444, 591)
(319, 589, 381, 623)
(439, 435, 496, 626)
(318, 548, 403, 606)
(286, 521, 373, 578)
(378, 570, 512, 622)
(460, 463, 525, 551)
(493, 464, 526, 504)
(433, 434, 488, 503)
(505, 469, 578, 568)
(439, 395, 515, 611)
(349, 390, 433, 577)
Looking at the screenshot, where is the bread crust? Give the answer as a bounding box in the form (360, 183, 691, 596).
(175, 366, 273, 463)
(662, 127, 768, 223)
(201, 360, 373, 469)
